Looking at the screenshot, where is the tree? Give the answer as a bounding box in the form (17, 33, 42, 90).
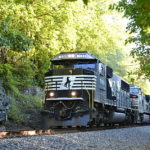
(114, 0, 150, 79)
(66, 0, 89, 5)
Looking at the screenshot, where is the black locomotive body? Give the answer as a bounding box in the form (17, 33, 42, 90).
(42, 51, 150, 128)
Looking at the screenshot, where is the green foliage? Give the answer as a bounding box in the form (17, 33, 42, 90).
(8, 96, 25, 123)
(114, 0, 150, 79)
(0, 64, 19, 93)
(66, 0, 88, 5)
(0, 59, 35, 91)
(32, 48, 50, 87)
(126, 70, 150, 94)
(8, 92, 42, 123)
(0, 0, 127, 83)
(0, 18, 32, 52)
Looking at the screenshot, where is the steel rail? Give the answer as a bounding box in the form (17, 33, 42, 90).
(0, 124, 149, 139)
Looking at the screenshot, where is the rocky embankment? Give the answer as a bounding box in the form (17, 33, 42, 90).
(0, 81, 9, 131)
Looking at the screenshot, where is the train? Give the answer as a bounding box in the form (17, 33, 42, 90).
(41, 51, 150, 128)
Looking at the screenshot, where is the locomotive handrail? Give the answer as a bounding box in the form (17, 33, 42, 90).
(82, 81, 91, 109)
(92, 80, 94, 109)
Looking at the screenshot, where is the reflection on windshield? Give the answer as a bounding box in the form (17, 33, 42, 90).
(130, 88, 139, 94)
(73, 64, 96, 71)
(53, 63, 96, 71)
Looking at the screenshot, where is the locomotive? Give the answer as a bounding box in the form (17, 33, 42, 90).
(130, 84, 150, 123)
(41, 51, 150, 128)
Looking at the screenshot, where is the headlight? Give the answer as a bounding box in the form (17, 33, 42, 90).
(71, 91, 76, 97)
(49, 92, 55, 97)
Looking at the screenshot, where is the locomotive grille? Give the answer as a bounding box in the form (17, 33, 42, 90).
(45, 75, 96, 91)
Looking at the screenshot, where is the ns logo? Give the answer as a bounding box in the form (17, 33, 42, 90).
(61, 76, 72, 89)
(64, 77, 71, 88)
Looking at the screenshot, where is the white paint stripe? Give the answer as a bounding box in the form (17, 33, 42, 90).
(45, 79, 96, 83)
(45, 75, 97, 80)
(45, 79, 62, 82)
(45, 87, 96, 89)
(46, 97, 83, 101)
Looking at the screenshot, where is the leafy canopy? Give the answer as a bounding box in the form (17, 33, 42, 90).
(0, 0, 132, 89)
(114, 0, 150, 79)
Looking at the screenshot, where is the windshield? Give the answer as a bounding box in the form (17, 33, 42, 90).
(52, 62, 96, 72)
(130, 88, 139, 94)
(73, 64, 96, 71)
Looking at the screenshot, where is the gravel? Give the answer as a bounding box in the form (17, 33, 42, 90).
(0, 126, 150, 150)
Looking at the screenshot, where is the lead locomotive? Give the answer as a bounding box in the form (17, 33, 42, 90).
(41, 51, 150, 128)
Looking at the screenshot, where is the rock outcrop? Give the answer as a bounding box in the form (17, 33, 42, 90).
(0, 79, 9, 122)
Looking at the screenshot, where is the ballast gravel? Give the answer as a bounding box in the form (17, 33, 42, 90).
(0, 126, 150, 150)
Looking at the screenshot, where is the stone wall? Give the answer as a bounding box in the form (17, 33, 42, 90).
(0, 78, 9, 122)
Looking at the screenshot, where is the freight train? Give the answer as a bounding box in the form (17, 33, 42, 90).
(41, 51, 150, 128)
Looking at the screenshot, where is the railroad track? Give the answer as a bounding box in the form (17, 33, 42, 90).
(0, 124, 149, 139)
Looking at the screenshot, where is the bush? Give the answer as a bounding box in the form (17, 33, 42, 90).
(8, 96, 25, 123)
(8, 90, 43, 123)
